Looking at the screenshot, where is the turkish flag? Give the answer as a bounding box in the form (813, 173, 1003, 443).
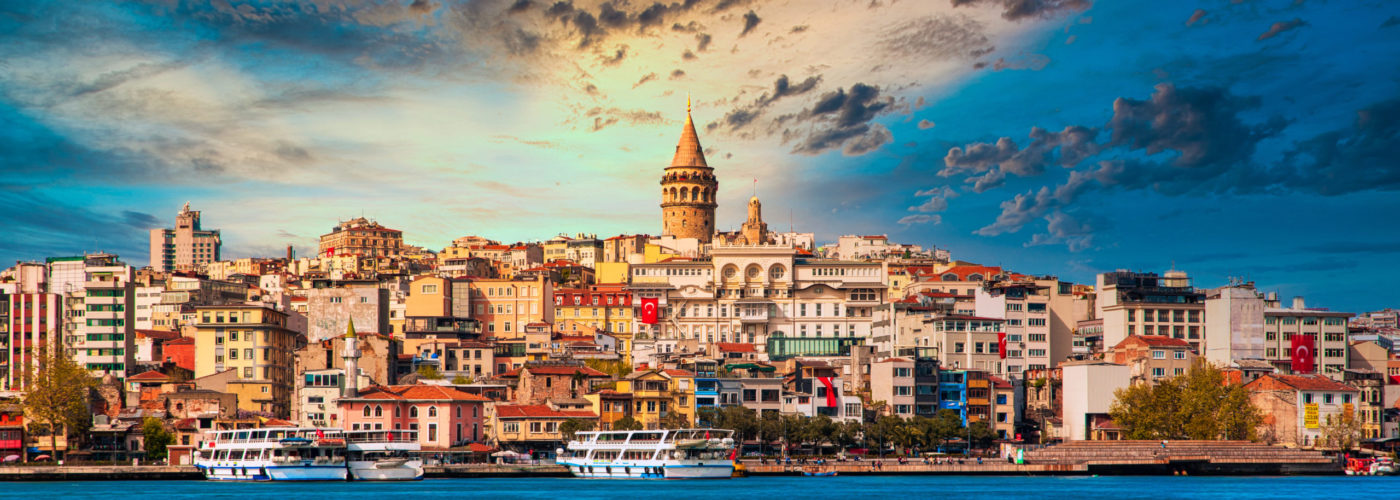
(640, 297, 659, 324)
(326, 247, 336, 257)
(818, 376, 837, 407)
(1291, 334, 1315, 374)
(998, 332, 1007, 359)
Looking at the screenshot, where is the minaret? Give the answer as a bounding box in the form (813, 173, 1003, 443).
(341, 318, 361, 398)
(661, 96, 718, 242)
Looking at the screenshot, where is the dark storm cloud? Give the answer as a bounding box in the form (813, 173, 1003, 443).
(1279, 97, 1400, 195)
(740, 10, 762, 37)
(633, 72, 658, 88)
(409, 0, 437, 15)
(1257, 18, 1305, 41)
(670, 69, 686, 78)
(957, 84, 1290, 246)
(949, 0, 1090, 22)
(602, 45, 628, 64)
(788, 83, 896, 156)
(121, 210, 161, 229)
(709, 74, 823, 133)
(508, 0, 533, 14)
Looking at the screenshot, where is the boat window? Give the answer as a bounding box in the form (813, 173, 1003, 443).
(229, 450, 245, 461)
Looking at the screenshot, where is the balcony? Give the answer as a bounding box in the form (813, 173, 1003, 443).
(738, 309, 769, 323)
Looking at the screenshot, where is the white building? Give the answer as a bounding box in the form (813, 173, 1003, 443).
(1061, 360, 1130, 441)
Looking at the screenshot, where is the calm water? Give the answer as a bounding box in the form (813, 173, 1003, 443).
(5, 476, 1398, 498)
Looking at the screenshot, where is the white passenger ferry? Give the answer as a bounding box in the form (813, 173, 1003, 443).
(559, 428, 736, 479)
(344, 430, 424, 481)
(194, 427, 348, 481)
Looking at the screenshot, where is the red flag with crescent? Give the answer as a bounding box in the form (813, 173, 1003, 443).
(641, 297, 659, 324)
(998, 332, 1008, 360)
(1291, 334, 1315, 374)
(818, 376, 837, 407)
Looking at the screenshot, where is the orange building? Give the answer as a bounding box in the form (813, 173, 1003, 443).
(466, 276, 553, 339)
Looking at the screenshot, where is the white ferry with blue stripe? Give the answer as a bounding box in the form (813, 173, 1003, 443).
(193, 428, 348, 481)
(559, 429, 736, 479)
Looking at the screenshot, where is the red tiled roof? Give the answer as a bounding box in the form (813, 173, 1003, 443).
(467, 443, 496, 453)
(932, 265, 1005, 281)
(1116, 335, 1192, 349)
(715, 342, 756, 353)
(127, 370, 171, 382)
(986, 375, 1012, 388)
(165, 337, 195, 346)
(353, 384, 491, 402)
(494, 404, 597, 419)
(662, 369, 694, 377)
(1246, 374, 1359, 393)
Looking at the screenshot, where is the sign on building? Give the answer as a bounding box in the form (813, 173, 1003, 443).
(1303, 403, 1320, 429)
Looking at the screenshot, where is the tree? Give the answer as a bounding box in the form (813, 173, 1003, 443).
(21, 341, 97, 462)
(802, 415, 836, 455)
(1109, 358, 1262, 441)
(585, 359, 633, 378)
(865, 415, 903, 456)
(660, 411, 691, 430)
(142, 418, 174, 461)
(1320, 411, 1364, 451)
(832, 420, 863, 454)
(966, 421, 996, 450)
(451, 375, 474, 385)
(416, 365, 444, 380)
(612, 416, 643, 431)
(559, 418, 596, 441)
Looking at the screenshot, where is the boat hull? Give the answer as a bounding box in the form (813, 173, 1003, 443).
(561, 461, 734, 479)
(198, 464, 348, 481)
(348, 460, 425, 481)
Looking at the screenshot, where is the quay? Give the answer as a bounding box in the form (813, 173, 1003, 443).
(0, 463, 572, 481)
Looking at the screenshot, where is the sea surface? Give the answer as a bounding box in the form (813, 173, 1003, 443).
(7, 476, 1399, 499)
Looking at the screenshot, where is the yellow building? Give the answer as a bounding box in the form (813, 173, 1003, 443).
(642, 243, 680, 264)
(193, 305, 297, 417)
(594, 262, 630, 285)
(615, 368, 695, 430)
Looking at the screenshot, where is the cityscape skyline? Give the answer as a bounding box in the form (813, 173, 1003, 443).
(2, 0, 1398, 313)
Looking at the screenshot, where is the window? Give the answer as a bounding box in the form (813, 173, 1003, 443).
(363, 405, 372, 417)
(1152, 350, 1166, 359)
(410, 406, 419, 418)
(1152, 367, 1165, 377)
(1323, 394, 1333, 404)
(374, 405, 383, 417)
(504, 422, 519, 433)
(422, 284, 439, 294)
(1173, 351, 1186, 360)
(428, 406, 438, 417)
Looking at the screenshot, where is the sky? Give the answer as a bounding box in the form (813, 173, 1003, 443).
(1, 0, 1398, 312)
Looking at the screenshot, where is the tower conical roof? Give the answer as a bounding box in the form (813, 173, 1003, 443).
(346, 317, 357, 339)
(670, 101, 708, 168)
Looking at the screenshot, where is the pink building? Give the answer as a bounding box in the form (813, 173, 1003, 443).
(338, 385, 489, 451)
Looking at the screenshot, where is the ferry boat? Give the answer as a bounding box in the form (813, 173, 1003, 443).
(194, 427, 348, 481)
(559, 428, 736, 479)
(344, 430, 424, 481)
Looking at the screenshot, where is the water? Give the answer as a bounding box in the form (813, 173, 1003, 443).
(5, 476, 1398, 499)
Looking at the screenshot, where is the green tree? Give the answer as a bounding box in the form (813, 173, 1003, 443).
(865, 415, 903, 455)
(612, 416, 644, 431)
(1320, 411, 1364, 451)
(450, 375, 474, 385)
(802, 414, 836, 455)
(584, 359, 633, 378)
(832, 420, 863, 454)
(966, 421, 997, 450)
(416, 365, 444, 380)
(559, 418, 596, 441)
(21, 341, 97, 462)
(142, 417, 174, 461)
(1109, 358, 1262, 440)
(660, 411, 691, 429)
(779, 414, 807, 454)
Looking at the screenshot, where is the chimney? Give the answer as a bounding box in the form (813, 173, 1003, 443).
(1292, 296, 1305, 310)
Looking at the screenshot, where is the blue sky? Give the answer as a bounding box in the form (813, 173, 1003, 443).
(1, 0, 1397, 312)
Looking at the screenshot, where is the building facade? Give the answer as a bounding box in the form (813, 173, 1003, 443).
(193, 305, 297, 416)
(318, 217, 403, 258)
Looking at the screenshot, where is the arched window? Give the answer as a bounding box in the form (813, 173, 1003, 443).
(428, 406, 438, 417)
(942, 273, 959, 281)
(967, 274, 984, 282)
(363, 405, 371, 417)
(691, 188, 698, 201)
(395, 406, 401, 417)
(680, 187, 690, 202)
(374, 405, 383, 417)
(456, 406, 462, 418)
(410, 406, 419, 418)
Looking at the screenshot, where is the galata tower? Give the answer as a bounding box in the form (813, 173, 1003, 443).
(661, 97, 717, 242)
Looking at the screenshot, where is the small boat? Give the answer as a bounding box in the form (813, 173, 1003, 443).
(1374, 457, 1396, 476)
(802, 465, 837, 477)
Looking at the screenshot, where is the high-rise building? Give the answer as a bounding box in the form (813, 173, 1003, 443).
(0, 292, 62, 391)
(660, 99, 717, 243)
(149, 202, 221, 272)
(193, 305, 297, 417)
(48, 253, 136, 379)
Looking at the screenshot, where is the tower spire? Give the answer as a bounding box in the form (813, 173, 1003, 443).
(670, 95, 708, 168)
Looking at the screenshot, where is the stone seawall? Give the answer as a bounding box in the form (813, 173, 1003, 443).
(0, 465, 203, 481)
